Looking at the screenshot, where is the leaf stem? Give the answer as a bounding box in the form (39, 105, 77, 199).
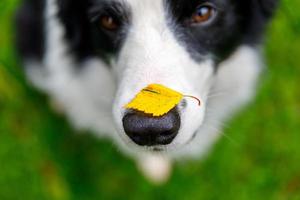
(183, 95, 201, 106)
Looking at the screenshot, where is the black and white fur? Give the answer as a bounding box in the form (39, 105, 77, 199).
(16, 0, 277, 182)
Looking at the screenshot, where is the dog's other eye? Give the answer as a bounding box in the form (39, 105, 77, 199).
(191, 4, 216, 24)
(99, 15, 119, 31)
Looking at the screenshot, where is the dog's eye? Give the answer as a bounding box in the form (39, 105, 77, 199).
(99, 15, 119, 31)
(191, 4, 216, 24)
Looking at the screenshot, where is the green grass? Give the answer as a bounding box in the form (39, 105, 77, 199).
(1, 0, 300, 199)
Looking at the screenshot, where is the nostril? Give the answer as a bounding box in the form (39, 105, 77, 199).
(122, 108, 180, 146)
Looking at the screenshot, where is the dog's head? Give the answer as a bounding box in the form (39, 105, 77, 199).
(54, 0, 277, 156)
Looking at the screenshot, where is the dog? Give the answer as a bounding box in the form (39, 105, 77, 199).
(16, 0, 277, 183)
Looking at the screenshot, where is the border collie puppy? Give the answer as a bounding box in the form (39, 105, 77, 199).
(16, 0, 277, 182)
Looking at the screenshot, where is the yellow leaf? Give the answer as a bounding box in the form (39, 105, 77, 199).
(125, 84, 184, 117)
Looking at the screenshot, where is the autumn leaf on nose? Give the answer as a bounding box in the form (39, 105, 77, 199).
(124, 84, 201, 117)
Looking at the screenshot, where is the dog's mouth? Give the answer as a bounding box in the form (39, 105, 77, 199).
(146, 146, 166, 152)
(152, 147, 164, 152)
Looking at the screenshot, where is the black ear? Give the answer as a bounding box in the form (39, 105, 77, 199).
(258, 0, 279, 19)
(238, 0, 279, 44)
(57, 0, 96, 60)
(15, 0, 46, 61)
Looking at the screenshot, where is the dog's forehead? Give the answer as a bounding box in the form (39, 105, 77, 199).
(108, 0, 163, 6)
(104, 0, 229, 8)
(108, 0, 167, 29)
(106, 0, 165, 14)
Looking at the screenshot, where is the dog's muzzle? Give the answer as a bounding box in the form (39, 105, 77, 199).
(122, 108, 180, 146)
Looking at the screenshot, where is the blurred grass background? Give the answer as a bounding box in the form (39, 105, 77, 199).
(0, 0, 300, 199)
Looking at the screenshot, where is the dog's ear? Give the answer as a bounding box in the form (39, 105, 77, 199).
(258, 0, 279, 19)
(239, 0, 279, 44)
(57, 0, 96, 59)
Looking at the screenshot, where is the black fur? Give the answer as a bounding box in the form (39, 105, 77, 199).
(56, 0, 131, 61)
(16, 0, 278, 65)
(165, 0, 278, 63)
(16, 0, 45, 61)
(86, 0, 131, 58)
(56, 0, 97, 60)
(241, 0, 279, 44)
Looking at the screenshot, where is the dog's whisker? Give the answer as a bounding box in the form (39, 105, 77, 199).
(205, 124, 239, 146)
(207, 86, 240, 96)
(207, 92, 228, 99)
(204, 114, 231, 129)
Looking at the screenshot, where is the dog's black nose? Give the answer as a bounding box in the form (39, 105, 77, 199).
(122, 109, 180, 146)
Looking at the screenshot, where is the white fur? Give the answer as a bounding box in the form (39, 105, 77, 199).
(176, 46, 262, 159)
(26, 0, 116, 136)
(137, 155, 172, 184)
(24, 0, 262, 182)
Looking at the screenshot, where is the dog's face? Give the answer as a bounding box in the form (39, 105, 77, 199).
(64, 0, 275, 155)
(108, 0, 218, 152)
(18, 0, 276, 157)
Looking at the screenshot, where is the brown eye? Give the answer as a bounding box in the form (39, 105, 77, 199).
(100, 15, 119, 30)
(192, 5, 215, 24)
